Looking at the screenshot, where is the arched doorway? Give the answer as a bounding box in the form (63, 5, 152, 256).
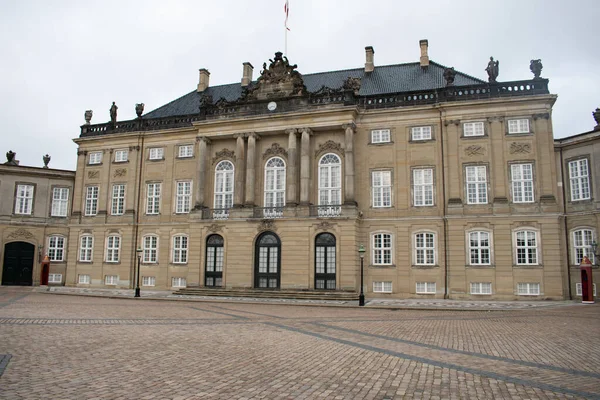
(205, 234, 224, 287)
(254, 232, 281, 289)
(2, 242, 35, 286)
(315, 233, 336, 290)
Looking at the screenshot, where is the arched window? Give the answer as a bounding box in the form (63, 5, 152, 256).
(264, 157, 286, 217)
(172, 235, 188, 264)
(572, 228, 595, 265)
(318, 154, 341, 216)
(79, 235, 94, 262)
(142, 235, 159, 263)
(468, 231, 491, 265)
(514, 230, 538, 265)
(105, 235, 121, 263)
(414, 232, 435, 265)
(214, 160, 234, 219)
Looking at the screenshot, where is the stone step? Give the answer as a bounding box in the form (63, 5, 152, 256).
(173, 288, 359, 301)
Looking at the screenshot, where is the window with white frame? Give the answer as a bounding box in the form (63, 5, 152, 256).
(172, 235, 188, 264)
(111, 184, 125, 215)
(15, 184, 34, 215)
(373, 281, 392, 293)
(146, 183, 161, 215)
(142, 276, 156, 287)
(78, 274, 90, 284)
(511, 163, 534, 203)
(48, 236, 65, 261)
(573, 229, 595, 265)
(416, 282, 436, 294)
(371, 129, 391, 144)
(465, 166, 488, 204)
(79, 235, 93, 262)
(149, 147, 164, 160)
(517, 282, 540, 295)
(411, 126, 432, 141)
(105, 235, 120, 263)
(178, 145, 193, 158)
(372, 170, 392, 208)
(508, 119, 530, 134)
(172, 277, 186, 288)
(569, 159, 591, 201)
(51, 187, 69, 217)
(463, 122, 485, 137)
(89, 151, 102, 164)
(470, 282, 492, 295)
(413, 168, 434, 206)
(469, 231, 491, 265)
(114, 149, 128, 162)
(214, 160, 234, 212)
(414, 232, 435, 265)
(48, 274, 62, 283)
(576, 283, 597, 296)
(318, 153, 342, 207)
(143, 235, 158, 263)
(515, 230, 538, 265)
(372, 233, 393, 265)
(105, 275, 118, 285)
(175, 181, 192, 213)
(264, 157, 286, 210)
(85, 186, 99, 216)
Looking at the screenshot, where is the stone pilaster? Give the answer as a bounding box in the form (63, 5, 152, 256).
(244, 132, 259, 206)
(233, 133, 246, 207)
(286, 128, 298, 205)
(342, 122, 356, 205)
(195, 136, 210, 208)
(300, 127, 312, 205)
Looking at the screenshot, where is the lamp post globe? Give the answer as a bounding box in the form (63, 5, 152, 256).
(358, 244, 366, 306)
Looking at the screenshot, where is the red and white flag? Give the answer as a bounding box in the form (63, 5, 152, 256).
(284, 0, 290, 31)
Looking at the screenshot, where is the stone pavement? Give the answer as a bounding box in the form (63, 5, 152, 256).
(1, 287, 599, 399)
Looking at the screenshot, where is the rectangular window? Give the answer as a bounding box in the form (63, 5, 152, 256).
(576, 283, 597, 296)
(178, 145, 194, 158)
(85, 186, 99, 216)
(373, 281, 392, 293)
(142, 276, 156, 287)
(149, 148, 164, 160)
(105, 275, 118, 285)
(569, 159, 591, 201)
(411, 126, 432, 141)
(413, 168, 434, 206)
(146, 183, 161, 215)
(371, 129, 391, 144)
(469, 231, 491, 265)
(173, 235, 188, 264)
(175, 181, 192, 213)
(573, 229, 595, 265)
(511, 164, 534, 203)
(415, 233, 435, 265)
(51, 187, 69, 217)
(372, 170, 392, 208)
(470, 282, 492, 295)
(372, 233, 392, 265)
(143, 236, 158, 263)
(114, 149, 128, 162)
(47, 274, 62, 283)
(172, 277, 186, 288)
(516, 230, 538, 265)
(463, 122, 485, 137)
(15, 184, 34, 215)
(111, 184, 126, 215)
(465, 166, 487, 204)
(79, 236, 93, 262)
(517, 282, 540, 296)
(416, 282, 436, 294)
(48, 236, 65, 261)
(106, 236, 120, 263)
(89, 152, 102, 164)
(78, 274, 90, 284)
(508, 119, 530, 134)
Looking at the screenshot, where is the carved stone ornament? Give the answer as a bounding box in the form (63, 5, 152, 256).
(316, 221, 335, 231)
(199, 93, 213, 108)
(465, 145, 485, 156)
(7, 228, 34, 240)
(5, 150, 17, 165)
(342, 77, 361, 94)
(87, 170, 100, 179)
(315, 140, 343, 157)
(43, 154, 51, 168)
(529, 59, 543, 80)
(443, 67, 456, 86)
(212, 148, 235, 164)
(207, 223, 224, 233)
(313, 85, 342, 96)
(257, 219, 277, 232)
(263, 143, 288, 160)
(532, 113, 550, 120)
(113, 168, 127, 178)
(135, 103, 145, 118)
(241, 52, 306, 101)
(594, 108, 600, 130)
(509, 142, 531, 154)
(84, 110, 93, 125)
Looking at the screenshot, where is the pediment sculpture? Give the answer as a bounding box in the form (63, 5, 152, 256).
(242, 52, 306, 101)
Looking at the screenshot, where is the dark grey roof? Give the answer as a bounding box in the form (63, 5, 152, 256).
(144, 60, 484, 119)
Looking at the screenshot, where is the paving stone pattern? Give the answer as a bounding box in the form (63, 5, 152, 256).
(1, 288, 599, 399)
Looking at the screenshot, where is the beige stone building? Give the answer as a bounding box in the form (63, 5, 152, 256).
(0, 152, 75, 286)
(64, 41, 569, 299)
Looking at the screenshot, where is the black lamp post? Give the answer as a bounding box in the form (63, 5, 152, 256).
(358, 244, 365, 306)
(135, 248, 142, 298)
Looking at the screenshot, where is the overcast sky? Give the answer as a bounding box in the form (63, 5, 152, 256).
(1, 0, 598, 171)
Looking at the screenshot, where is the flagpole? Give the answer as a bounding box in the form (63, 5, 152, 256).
(285, 27, 288, 57)
(284, 0, 289, 57)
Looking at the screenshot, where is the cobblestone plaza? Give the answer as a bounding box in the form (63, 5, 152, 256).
(1, 288, 599, 399)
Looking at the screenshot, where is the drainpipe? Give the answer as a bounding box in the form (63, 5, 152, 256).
(438, 105, 450, 299)
(132, 134, 145, 288)
(559, 146, 572, 300)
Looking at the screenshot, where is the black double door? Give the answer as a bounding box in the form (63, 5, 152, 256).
(2, 242, 34, 286)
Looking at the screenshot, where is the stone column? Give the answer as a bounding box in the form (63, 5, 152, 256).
(286, 129, 298, 205)
(342, 123, 357, 205)
(300, 128, 312, 205)
(244, 132, 258, 206)
(233, 133, 246, 207)
(195, 136, 210, 209)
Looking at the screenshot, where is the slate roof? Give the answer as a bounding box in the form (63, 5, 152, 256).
(144, 61, 485, 119)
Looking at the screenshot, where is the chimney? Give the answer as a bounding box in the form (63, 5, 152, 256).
(365, 46, 375, 73)
(419, 39, 429, 68)
(241, 62, 254, 87)
(197, 68, 210, 92)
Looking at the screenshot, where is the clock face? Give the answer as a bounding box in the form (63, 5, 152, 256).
(267, 101, 277, 111)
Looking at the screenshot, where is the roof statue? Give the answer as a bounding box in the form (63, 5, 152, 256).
(443, 67, 456, 86)
(43, 154, 51, 168)
(485, 57, 499, 83)
(110, 102, 118, 125)
(594, 108, 600, 130)
(135, 103, 145, 118)
(530, 59, 543, 80)
(243, 52, 306, 100)
(84, 110, 93, 125)
(5, 150, 17, 165)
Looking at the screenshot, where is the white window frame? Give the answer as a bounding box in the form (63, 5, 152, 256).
(78, 274, 91, 284)
(318, 153, 342, 209)
(143, 235, 158, 263)
(79, 235, 94, 262)
(114, 149, 128, 162)
(15, 184, 34, 215)
(178, 145, 194, 158)
(373, 281, 392, 293)
(517, 282, 540, 296)
(411, 126, 432, 141)
(105, 235, 121, 263)
(142, 276, 156, 287)
(463, 121, 485, 137)
(372, 170, 392, 208)
(214, 160, 234, 214)
(104, 275, 119, 285)
(414, 232, 435, 265)
(468, 231, 491, 265)
(576, 283, 597, 297)
(85, 186, 99, 216)
(175, 181, 192, 214)
(371, 129, 391, 144)
(172, 235, 188, 264)
(89, 151, 102, 164)
(48, 274, 62, 283)
(572, 229, 596, 265)
(111, 184, 125, 215)
(508, 119, 530, 134)
(264, 157, 286, 210)
(149, 147, 164, 160)
(470, 282, 492, 295)
(465, 165, 488, 204)
(568, 159, 591, 201)
(511, 163, 534, 203)
(51, 187, 69, 217)
(47, 236, 65, 262)
(515, 230, 539, 266)
(413, 168, 434, 206)
(416, 282, 436, 294)
(146, 183, 161, 215)
(372, 232, 393, 266)
(172, 277, 187, 288)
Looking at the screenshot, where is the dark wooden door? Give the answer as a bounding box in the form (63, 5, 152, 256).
(2, 242, 34, 286)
